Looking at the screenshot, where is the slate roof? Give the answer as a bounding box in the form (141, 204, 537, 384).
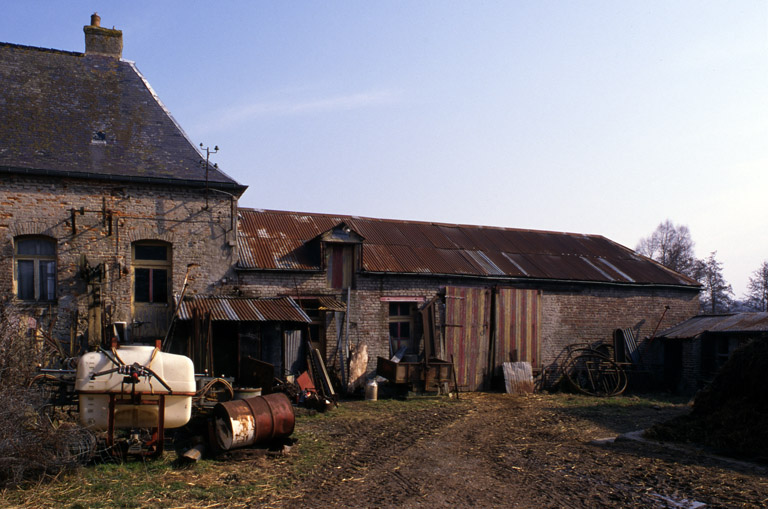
(0, 42, 245, 193)
(237, 208, 701, 288)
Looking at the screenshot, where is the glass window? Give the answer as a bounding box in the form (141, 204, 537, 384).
(17, 260, 35, 300)
(132, 241, 171, 305)
(39, 260, 56, 301)
(388, 302, 418, 355)
(134, 268, 168, 303)
(15, 237, 56, 301)
(134, 244, 168, 261)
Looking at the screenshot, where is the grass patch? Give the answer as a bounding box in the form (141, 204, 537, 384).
(552, 392, 689, 409)
(4, 393, 675, 507)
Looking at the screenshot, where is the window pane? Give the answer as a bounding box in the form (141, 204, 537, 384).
(17, 237, 55, 255)
(152, 269, 168, 303)
(135, 268, 150, 302)
(135, 245, 167, 261)
(389, 321, 411, 340)
(39, 260, 56, 301)
(390, 302, 408, 316)
(17, 260, 34, 300)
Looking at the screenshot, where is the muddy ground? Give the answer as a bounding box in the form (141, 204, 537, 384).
(6, 392, 767, 508)
(262, 392, 767, 508)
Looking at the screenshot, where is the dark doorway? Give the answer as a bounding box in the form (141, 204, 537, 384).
(663, 341, 683, 393)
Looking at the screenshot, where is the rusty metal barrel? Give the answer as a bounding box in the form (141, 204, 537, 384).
(213, 392, 295, 451)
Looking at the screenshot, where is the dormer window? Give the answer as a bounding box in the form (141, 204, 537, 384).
(91, 131, 106, 145)
(327, 244, 355, 289)
(320, 223, 363, 290)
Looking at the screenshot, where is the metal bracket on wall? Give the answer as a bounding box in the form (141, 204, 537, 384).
(71, 207, 84, 236)
(70, 206, 114, 237)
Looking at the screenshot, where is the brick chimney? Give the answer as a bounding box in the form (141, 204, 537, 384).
(84, 13, 122, 58)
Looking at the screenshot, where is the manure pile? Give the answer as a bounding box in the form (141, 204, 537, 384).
(647, 338, 768, 462)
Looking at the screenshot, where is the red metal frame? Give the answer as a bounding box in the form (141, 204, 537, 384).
(105, 393, 167, 458)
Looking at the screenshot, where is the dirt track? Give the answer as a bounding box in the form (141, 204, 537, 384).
(266, 393, 767, 508)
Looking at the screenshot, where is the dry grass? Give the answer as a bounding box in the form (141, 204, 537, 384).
(0, 301, 89, 490)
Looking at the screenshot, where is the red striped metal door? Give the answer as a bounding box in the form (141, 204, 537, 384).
(493, 288, 541, 376)
(444, 286, 491, 391)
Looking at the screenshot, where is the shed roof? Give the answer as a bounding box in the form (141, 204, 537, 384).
(237, 208, 700, 288)
(178, 295, 311, 323)
(657, 312, 768, 339)
(0, 42, 245, 193)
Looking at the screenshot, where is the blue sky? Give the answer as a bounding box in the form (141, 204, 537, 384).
(3, 2, 767, 297)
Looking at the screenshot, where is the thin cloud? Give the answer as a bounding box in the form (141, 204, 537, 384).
(201, 90, 400, 133)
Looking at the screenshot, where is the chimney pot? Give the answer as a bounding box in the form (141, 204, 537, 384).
(90, 12, 101, 27)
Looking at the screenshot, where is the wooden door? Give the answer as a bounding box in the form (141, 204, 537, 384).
(444, 286, 491, 391)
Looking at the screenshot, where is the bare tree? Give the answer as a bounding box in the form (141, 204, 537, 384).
(744, 261, 768, 312)
(697, 251, 733, 314)
(636, 220, 698, 277)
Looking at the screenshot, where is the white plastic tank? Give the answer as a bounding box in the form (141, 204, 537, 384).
(76, 345, 195, 430)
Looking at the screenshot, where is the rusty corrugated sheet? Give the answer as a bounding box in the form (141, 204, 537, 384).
(178, 295, 310, 323)
(444, 286, 491, 391)
(236, 208, 700, 287)
(658, 312, 768, 339)
(494, 289, 542, 373)
(316, 296, 347, 312)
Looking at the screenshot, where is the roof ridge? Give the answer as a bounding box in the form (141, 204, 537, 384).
(0, 41, 82, 57)
(238, 207, 606, 239)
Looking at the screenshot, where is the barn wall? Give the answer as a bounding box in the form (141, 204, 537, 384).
(236, 269, 700, 390)
(1, 175, 237, 349)
(541, 286, 700, 382)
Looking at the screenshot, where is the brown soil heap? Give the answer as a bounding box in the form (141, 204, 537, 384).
(647, 338, 768, 462)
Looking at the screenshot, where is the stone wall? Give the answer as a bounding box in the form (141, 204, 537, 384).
(540, 286, 700, 381)
(0, 175, 237, 350)
(236, 268, 700, 387)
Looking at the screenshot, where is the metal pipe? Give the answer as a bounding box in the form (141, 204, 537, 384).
(648, 305, 671, 342)
(161, 263, 199, 351)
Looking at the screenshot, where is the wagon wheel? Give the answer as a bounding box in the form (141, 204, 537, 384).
(565, 351, 626, 397)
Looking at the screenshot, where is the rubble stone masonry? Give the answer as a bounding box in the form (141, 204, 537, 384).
(0, 175, 237, 349)
(236, 268, 700, 383)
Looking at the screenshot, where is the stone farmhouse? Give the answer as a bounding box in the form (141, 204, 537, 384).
(1, 16, 701, 391)
(0, 15, 245, 350)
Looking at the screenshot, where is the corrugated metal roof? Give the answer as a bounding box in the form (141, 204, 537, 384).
(178, 295, 310, 323)
(236, 208, 701, 288)
(657, 312, 768, 339)
(316, 297, 347, 312)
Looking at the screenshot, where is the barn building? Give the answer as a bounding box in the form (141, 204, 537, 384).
(1, 16, 702, 392)
(230, 209, 701, 391)
(657, 312, 768, 395)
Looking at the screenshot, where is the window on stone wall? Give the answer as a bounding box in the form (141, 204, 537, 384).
(388, 302, 420, 356)
(14, 236, 57, 301)
(132, 242, 170, 303)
